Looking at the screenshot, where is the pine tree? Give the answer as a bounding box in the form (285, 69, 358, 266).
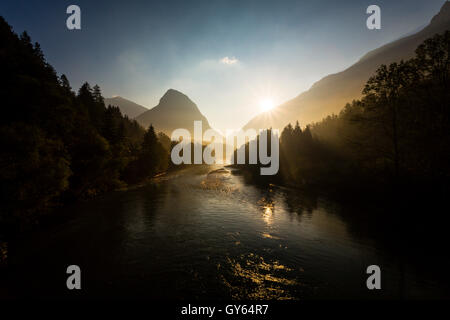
(93, 84, 104, 105)
(78, 82, 93, 101)
(59, 74, 72, 93)
(142, 125, 158, 154)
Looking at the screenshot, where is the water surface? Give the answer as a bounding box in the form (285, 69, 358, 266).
(5, 166, 449, 299)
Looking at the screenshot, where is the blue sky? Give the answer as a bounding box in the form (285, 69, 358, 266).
(0, 0, 446, 131)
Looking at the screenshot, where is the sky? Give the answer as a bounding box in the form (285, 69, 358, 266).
(0, 0, 446, 132)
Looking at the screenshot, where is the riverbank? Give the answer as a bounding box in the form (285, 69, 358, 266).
(0, 165, 213, 250)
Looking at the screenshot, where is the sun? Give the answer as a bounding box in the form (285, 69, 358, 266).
(259, 98, 275, 112)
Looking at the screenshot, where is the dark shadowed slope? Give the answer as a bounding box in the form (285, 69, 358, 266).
(244, 1, 450, 131)
(104, 96, 148, 119)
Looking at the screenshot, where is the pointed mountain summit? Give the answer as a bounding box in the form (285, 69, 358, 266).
(105, 96, 148, 119)
(429, 0, 450, 27)
(243, 1, 450, 131)
(135, 89, 213, 137)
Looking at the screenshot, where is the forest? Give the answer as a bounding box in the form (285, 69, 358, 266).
(0, 17, 170, 235)
(236, 31, 450, 200)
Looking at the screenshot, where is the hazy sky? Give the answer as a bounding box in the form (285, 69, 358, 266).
(0, 0, 446, 131)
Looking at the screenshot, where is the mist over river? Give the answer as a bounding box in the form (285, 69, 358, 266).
(3, 166, 449, 299)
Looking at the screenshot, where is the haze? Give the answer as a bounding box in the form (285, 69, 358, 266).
(0, 0, 445, 131)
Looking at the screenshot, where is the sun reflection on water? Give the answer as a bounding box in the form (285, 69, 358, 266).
(263, 206, 273, 225)
(258, 197, 275, 225)
(219, 253, 301, 300)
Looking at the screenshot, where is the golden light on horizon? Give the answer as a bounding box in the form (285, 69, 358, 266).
(259, 98, 275, 113)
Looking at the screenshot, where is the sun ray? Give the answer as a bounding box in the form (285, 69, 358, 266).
(259, 99, 275, 112)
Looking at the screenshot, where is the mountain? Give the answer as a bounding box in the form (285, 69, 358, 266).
(243, 1, 450, 131)
(135, 89, 213, 137)
(105, 96, 148, 118)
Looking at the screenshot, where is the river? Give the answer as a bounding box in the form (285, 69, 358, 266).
(3, 166, 449, 299)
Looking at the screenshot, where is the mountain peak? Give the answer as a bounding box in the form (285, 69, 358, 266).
(135, 89, 212, 136)
(430, 1, 450, 27)
(157, 89, 201, 115)
(164, 88, 183, 96)
(160, 88, 191, 104)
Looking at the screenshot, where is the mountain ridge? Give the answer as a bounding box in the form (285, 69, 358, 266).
(243, 1, 450, 131)
(105, 96, 147, 119)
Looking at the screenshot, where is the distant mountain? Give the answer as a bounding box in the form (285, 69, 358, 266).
(105, 96, 147, 119)
(244, 1, 450, 131)
(135, 89, 213, 138)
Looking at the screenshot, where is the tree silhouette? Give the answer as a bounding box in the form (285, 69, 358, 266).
(0, 16, 170, 232)
(236, 30, 450, 193)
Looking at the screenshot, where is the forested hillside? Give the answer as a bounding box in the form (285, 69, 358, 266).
(237, 31, 450, 198)
(0, 17, 169, 233)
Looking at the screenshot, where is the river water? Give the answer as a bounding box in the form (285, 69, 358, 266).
(4, 166, 449, 299)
